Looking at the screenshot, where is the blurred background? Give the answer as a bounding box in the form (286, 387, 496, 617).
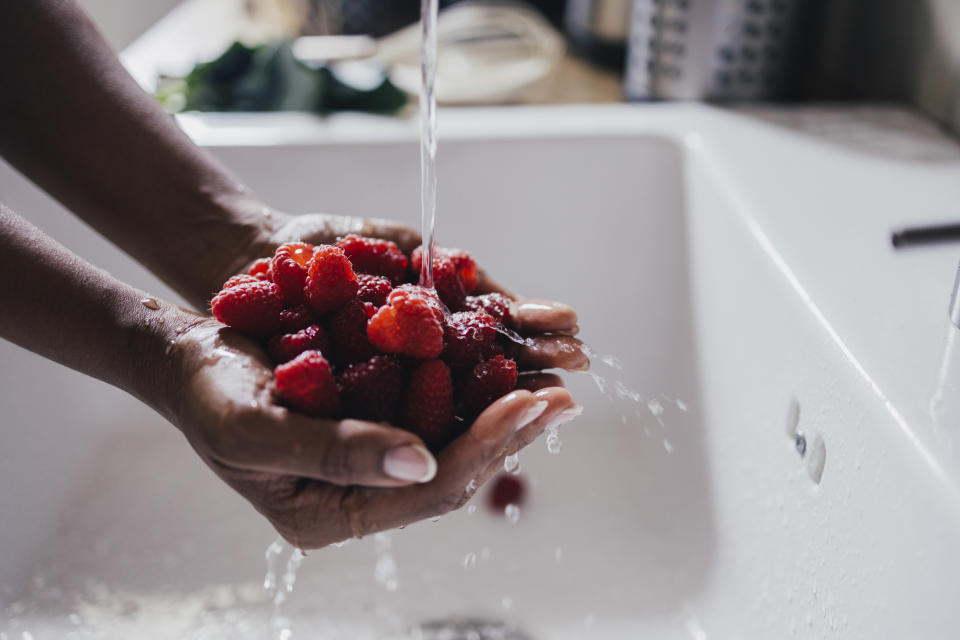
(84, 0, 960, 135)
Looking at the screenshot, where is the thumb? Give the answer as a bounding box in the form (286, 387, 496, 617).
(223, 411, 437, 488)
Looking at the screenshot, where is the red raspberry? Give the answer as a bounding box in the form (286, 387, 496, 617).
(443, 311, 499, 371)
(457, 355, 518, 420)
(337, 234, 408, 284)
(327, 299, 378, 366)
(274, 350, 340, 418)
(304, 245, 359, 315)
(211, 278, 282, 337)
(400, 359, 457, 450)
(248, 258, 273, 280)
(488, 474, 526, 512)
(271, 242, 315, 304)
(268, 324, 330, 364)
(221, 274, 259, 290)
(356, 274, 392, 307)
(277, 304, 313, 333)
(367, 285, 445, 359)
(464, 293, 513, 327)
(336, 355, 404, 422)
(412, 246, 478, 294)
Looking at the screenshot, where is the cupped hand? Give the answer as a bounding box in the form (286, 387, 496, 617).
(256, 212, 591, 373)
(163, 312, 579, 549)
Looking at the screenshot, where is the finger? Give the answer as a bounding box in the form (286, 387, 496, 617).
(511, 299, 579, 334)
(221, 410, 437, 488)
(476, 388, 578, 485)
(515, 371, 565, 391)
(338, 390, 547, 535)
(508, 335, 590, 372)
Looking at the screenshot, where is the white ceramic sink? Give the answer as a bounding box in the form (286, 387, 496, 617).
(3, 100, 960, 639)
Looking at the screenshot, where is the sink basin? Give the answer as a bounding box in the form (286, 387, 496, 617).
(2, 102, 960, 639)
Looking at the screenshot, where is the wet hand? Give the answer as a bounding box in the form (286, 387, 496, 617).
(164, 312, 578, 549)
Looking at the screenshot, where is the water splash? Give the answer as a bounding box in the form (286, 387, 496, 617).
(374, 532, 399, 592)
(504, 504, 520, 525)
(418, 0, 439, 288)
(546, 426, 563, 454)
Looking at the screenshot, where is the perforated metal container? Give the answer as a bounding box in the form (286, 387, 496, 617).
(624, 0, 807, 101)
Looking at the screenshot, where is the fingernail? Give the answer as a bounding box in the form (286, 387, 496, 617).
(548, 405, 583, 429)
(384, 444, 437, 483)
(518, 301, 570, 313)
(517, 400, 548, 431)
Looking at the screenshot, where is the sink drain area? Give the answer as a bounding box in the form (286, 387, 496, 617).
(415, 617, 533, 640)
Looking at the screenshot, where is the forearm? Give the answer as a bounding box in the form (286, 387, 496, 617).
(0, 204, 194, 418)
(0, 0, 274, 309)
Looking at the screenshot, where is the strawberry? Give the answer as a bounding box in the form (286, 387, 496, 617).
(400, 359, 457, 450)
(411, 246, 478, 294)
(367, 285, 445, 359)
(304, 244, 359, 315)
(464, 293, 513, 327)
(443, 310, 499, 371)
(211, 278, 282, 337)
(337, 355, 404, 422)
(327, 299, 378, 366)
(356, 273, 392, 307)
(457, 355, 518, 421)
(274, 350, 340, 418)
(271, 242, 315, 305)
(337, 234, 408, 284)
(248, 258, 273, 280)
(268, 324, 330, 364)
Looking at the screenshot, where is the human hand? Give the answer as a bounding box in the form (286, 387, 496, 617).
(162, 311, 579, 548)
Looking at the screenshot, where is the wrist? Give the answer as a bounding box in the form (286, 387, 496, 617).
(124, 298, 206, 422)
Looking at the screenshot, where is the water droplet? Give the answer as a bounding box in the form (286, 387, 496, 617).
(600, 354, 623, 369)
(467, 505, 477, 516)
(430, 516, 441, 523)
(676, 399, 689, 412)
(250, 400, 259, 410)
(504, 503, 520, 525)
(807, 434, 826, 485)
(503, 453, 520, 473)
(663, 439, 674, 454)
(546, 428, 562, 454)
(647, 399, 664, 417)
(501, 597, 514, 610)
(140, 297, 160, 310)
(332, 539, 351, 548)
(465, 479, 477, 494)
(463, 553, 477, 569)
(786, 398, 801, 437)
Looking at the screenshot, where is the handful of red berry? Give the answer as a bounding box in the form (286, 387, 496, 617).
(210, 235, 519, 451)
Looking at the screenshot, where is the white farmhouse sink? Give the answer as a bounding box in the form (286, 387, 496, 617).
(3, 97, 960, 639)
